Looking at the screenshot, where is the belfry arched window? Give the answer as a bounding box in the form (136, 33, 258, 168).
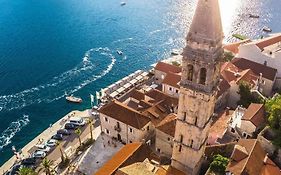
(199, 68, 207, 85)
(187, 64, 194, 81)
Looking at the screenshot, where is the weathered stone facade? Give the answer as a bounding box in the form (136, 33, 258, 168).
(171, 0, 224, 174)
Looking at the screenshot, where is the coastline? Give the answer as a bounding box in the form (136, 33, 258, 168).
(0, 109, 92, 174)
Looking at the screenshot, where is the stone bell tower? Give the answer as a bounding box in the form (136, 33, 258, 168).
(171, 0, 224, 174)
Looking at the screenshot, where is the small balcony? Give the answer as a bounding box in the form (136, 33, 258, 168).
(114, 125, 121, 132)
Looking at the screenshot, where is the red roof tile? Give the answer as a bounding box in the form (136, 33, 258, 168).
(155, 62, 182, 74)
(242, 103, 265, 127)
(223, 39, 251, 54)
(156, 113, 177, 137)
(162, 72, 181, 88)
(255, 34, 281, 50)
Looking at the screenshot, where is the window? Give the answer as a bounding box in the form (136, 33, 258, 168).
(231, 128, 235, 133)
(104, 117, 108, 122)
(199, 68, 207, 85)
(190, 139, 193, 148)
(176, 89, 179, 93)
(147, 126, 150, 131)
(242, 132, 247, 138)
(105, 129, 110, 135)
(179, 134, 183, 143)
(178, 145, 182, 152)
(168, 137, 170, 141)
(117, 122, 120, 128)
(129, 128, 133, 133)
(194, 117, 198, 126)
(187, 64, 194, 81)
(129, 140, 132, 143)
(157, 148, 161, 153)
(183, 112, 187, 121)
(169, 87, 173, 91)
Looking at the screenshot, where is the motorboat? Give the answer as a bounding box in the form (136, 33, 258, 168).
(66, 95, 83, 103)
(263, 26, 272, 32)
(120, 2, 126, 6)
(171, 49, 181, 55)
(249, 14, 259, 18)
(116, 50, 123, 55)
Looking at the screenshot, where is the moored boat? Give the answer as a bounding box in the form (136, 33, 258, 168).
(116, 50, 123, 55)
(120, 2, 126, 6)
(249, 14, 259, 18)
(66, 95, 82, 103)
(263, 26, 272, 32)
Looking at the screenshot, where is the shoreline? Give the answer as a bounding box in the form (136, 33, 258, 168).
(0, 109, 92, 174)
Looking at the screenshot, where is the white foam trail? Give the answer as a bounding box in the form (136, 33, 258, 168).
(0, 47, 115, 111)
(149, 29, 161, 35)
(0, 115, 30, 150)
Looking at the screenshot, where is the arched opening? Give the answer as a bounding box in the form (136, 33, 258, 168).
(187, 64, 194, 81)
(199, 68, 207, 85)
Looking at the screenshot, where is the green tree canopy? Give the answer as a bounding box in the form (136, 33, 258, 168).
(266, 94, 281, 131)
(237, 81, 262, 108)
(17, 167, 38, 175)
(210, 154, 229, 174)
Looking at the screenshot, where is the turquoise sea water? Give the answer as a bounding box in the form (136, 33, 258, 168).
(0, 0, 281, 165)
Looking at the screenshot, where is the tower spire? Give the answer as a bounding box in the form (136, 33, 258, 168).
(187, 0, 223, 44)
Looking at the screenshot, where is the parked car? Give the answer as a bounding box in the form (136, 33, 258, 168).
(21, 157, 36, 166)
(64, 123, 79, 130)
(51, 133, 63, 140)
(32, 150, 46, 159)
(35, 144, 51, 153)
(69, 117, 85, 126)
(8, 164, 21, 175)
(46, 139, 58, 147)
(57, 129, 71, 135)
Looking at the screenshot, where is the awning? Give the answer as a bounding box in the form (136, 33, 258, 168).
(123, 83, 132, 89)
(135, 75, 143, 81)
(141, 72, 149, 77)
(116, 87, 126, 93)
(130, 79, 138, 85)
(109, 91, 119, 98)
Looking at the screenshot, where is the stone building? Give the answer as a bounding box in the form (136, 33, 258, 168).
(155, 113, 177, 158)
(171, 0, 224, 174)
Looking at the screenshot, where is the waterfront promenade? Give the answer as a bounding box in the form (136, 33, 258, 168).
(0, 109, 93, 174)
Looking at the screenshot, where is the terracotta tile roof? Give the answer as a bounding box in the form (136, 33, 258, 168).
(156, 165, 186, 175)
(242, 103, 265, 127)
(145, 89, 178, 107)
(217, 77, 231, 97)
(99, 100, 150, 129)
(261, 156, 281, 175)
(236, 69, 258, 86)
(154, 62, 182, 74)
(226, 139, 270, 175)
(232, 57, 277, 81)
(223, 39, 251, 54)
(254, 33, 281, 50)
(208, 110, 233, 144)
(220, 62, 241, 82)
(162, 72, 181, 88)
(95, 142, 142, 175)
(130, 89, 145, 101)
(156, 113, 177, 137)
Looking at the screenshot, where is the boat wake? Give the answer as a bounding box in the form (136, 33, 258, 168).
(0, 115, 30, 151)
(0, 47, 115, 112)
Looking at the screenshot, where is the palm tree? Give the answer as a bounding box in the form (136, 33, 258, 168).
(75, 128, 82, 146)
(56, 141, 65, 163)
(38, 158, 54, 175)
(17, 167, 37, 175)
(88, 118, 94, 140)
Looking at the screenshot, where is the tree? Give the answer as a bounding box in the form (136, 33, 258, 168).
(75, 128, 82, 146)
(17, 167, 37, 175)
(266, 94, 281, 131)
(39, 158, 54, 175)
(88, 118, 94, 141)
(237, 81, 262, 108)
(56, 141, 65, 163)
(210, 154, 229, 174)
(223, 51, 234, 62)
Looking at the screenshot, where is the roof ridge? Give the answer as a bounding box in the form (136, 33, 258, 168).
(241, 139, 258, 173)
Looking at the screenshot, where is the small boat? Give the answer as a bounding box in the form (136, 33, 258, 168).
(171, 49, 181, 55)
(249, 14, 259, 18)
(66, 95, 82, 103)
(263, 26, 272, 32)
(116, 50, 123, 55)
(120, 2, 126, 6)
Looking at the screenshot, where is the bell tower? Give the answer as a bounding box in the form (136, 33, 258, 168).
(171, 0, 224, 174)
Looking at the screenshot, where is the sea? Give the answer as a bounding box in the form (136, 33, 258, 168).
(0, 0, 281, 165)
